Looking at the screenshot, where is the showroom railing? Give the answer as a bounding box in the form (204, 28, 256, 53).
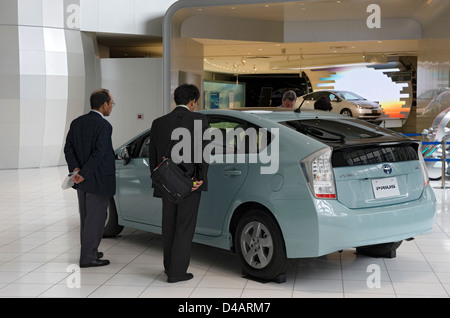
(404, 133, 449, 189)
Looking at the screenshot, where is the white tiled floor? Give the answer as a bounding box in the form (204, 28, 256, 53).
(0, 165, 449, 298)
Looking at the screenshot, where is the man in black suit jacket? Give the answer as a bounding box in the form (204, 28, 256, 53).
(64, 89, 116, 268)
(149, 83, 209, 283)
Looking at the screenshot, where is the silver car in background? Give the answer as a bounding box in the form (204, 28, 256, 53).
(296, 90, 382, 120)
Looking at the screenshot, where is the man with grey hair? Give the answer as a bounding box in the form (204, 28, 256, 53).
(278, 90, 297, 108)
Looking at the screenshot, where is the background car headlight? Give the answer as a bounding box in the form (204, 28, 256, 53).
(300, 147, 336, 199)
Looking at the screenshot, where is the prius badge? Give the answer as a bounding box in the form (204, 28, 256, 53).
(382, 164, 392, 175)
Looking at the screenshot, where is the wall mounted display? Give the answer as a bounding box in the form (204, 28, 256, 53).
(203, 80, 245, 109)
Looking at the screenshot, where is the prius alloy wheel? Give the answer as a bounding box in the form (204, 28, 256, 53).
(235, 210, 289, 281)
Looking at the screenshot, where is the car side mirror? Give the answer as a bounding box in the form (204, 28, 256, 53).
(118, 147, 131, 165)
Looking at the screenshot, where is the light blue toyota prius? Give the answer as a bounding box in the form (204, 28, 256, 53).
(105, 108, 436, 282)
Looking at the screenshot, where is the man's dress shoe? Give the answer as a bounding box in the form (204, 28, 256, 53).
(80, 259, 110, 268)
(167, 273, 193, 283)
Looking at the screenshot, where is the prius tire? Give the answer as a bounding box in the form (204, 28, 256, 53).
(235, 210, 288, 281)
(103, 197, 124, 238)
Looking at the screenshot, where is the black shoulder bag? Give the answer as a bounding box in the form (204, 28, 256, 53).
(151, 115, 193, 203)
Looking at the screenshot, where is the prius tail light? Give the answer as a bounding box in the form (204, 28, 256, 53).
(300, 147, 336, 199)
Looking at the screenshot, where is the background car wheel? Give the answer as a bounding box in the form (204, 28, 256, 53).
(425, 160, 444, 180)
(356, 241, 403, 258)
(340, 108, 353, 117)
(234, 210, 289, 282)
(103, 197, 124, 238)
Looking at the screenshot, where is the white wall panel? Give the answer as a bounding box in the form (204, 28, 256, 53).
(40, 97, 68, 167)
(19, 51, 46, 75)
(20, 123, 45, 146)
(18, 0, 43, 26)
(42, 0, 64, 28)
(20, 75, 46, 100)
(18, 27, 44, 51)
(18, 145, 43, 168)
(0, 1, 100, 168)
(79, 0, 98, 31)
(0, 75, 20, 98)
(0, 124, 20, 148)
(19, 99, 46, 127)
(284, 19, 422, 44)
(380, 19, 422, 40)
(0, 146, 19, 169)
(0, 51, 20, 75)
(43, 28, 66, 52)
(0, 26, 19, 49)
(80, 0, 175, 36)
(3, 0, 172, 168)
(98, 0, 134, 34)
(134, 0, 169, 35)
(0, 100, 20, 125)
(44, 51, 68, 76)
(65, 29, 83, 54)
(0, 0, 18, 25)
(46, 75, 69, 100)
(100, 58, 163, 148)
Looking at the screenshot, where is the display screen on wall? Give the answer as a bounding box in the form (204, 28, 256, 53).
(314, 65, 411, 119)
(203, 80, 245, 109)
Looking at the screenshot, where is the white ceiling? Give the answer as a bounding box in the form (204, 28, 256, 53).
(97, 0, 450, 74)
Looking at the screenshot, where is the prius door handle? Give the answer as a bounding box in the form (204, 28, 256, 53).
(223, 169, 242, 176)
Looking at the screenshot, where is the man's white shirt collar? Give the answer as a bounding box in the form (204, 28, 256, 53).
(92, 110, 105, 118)
(176, 105, 190, 111)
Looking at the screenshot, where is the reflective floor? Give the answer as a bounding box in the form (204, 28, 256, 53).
(0, 166, 449, 298)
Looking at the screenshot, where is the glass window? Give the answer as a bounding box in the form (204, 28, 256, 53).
(283, 118, 404, 141)
(207, 116, 272, 154)
(139, 137, 151, 158)
(282, 118, 417, 167)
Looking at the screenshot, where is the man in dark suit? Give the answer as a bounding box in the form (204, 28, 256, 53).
(314, 96, 333, 111)
(64, 89, 116, 268)
(149, 83, 209, 283)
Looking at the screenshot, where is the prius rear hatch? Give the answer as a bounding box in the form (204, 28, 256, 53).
(332, 143, 424, 209)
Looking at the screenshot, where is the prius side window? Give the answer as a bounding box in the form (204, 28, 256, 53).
(208, 119, 271, 154)
(139, 137, 151, 158)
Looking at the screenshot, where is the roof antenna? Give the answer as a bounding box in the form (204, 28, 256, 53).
(294, 99, 305, 113)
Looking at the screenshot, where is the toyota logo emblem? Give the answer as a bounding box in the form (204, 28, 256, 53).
(382, 164, 392, 175)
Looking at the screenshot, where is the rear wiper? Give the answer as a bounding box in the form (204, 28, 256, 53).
(287, 122, 345, 142)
